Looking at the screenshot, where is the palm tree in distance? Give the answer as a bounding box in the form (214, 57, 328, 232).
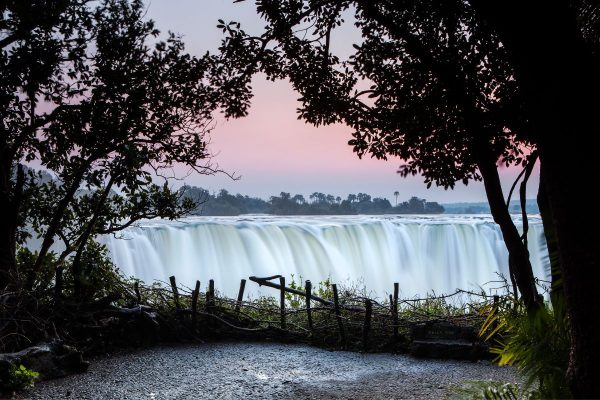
(393, 191, 400, 207)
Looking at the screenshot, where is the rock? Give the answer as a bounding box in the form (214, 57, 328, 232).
(410, 321, 477, 342)
(409, 322, 488, 360)
(0, 341, 88, 386)
(409, 339, 489, 360)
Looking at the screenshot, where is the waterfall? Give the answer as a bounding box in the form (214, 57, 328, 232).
(102, 215, 549, 299)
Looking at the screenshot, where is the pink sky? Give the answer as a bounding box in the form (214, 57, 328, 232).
(144, 1, 538, 203)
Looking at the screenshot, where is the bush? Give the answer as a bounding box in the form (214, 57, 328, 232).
(16, 241, 125, 302)
(447, 380, 538, 400)
(479, 297, 571, 399)
(3, 364, 39, 392)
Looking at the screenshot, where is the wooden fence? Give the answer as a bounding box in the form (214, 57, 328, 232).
(126, 274, 496, 355)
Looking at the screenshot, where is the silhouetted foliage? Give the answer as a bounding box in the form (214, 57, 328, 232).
(467, 2, 600, 395)
(218, 0, 541, 311)
(219, 1, 529, 188)
(0, 0, 243, 291)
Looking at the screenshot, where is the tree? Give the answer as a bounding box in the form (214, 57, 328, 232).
(372, 197, 392, 212)
(0, 0, 243, 291)
(424, 201, 444, 214)
(393, 191, 399, 206)
(468, 2, 600, 396)
(280, 191, 292, 201)
(292, 194, 306, 204)
(356, 193, 371, 203)
(180, 186, 270, 215)
(220, 0, 599, 395)
(220, 0, 540, 311)
(407, 197, 425, 213)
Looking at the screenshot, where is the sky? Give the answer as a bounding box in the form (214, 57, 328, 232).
(143, 0, 539, 203)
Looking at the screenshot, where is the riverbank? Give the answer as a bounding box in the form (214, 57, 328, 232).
(28, 342, 518, 399)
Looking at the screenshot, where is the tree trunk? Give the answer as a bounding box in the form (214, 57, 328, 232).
(0, 160, 22, 289)
(537, 85, 600, 396)
(471, 1, 600, 396)
(540, 144, 600, 398)
(477, 152, 540, 309)
(28, 166, 87, 287)
(71, 175, 115, 300)
(536, 168, 563, 308)
(0, 193, 18, 289)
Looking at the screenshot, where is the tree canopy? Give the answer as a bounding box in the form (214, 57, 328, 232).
(219, 0, 533, 189)
(0, 0, 245, 290)
(218, 0, 541, 314)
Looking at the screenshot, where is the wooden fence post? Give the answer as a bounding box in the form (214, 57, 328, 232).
(393, 282, 399, 341)
(235, 279, 246, 313)
(169, 275, 180, 309)
(207, 279, 215, 310)
(305, 280, 313, 332)
(279, 276, 286, 329)
(363, 298, 372, 351)
(192, 280, 200, 329)
(332, 284, 346, 347)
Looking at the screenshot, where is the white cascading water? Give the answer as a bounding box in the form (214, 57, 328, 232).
(102, 215, 549, 299)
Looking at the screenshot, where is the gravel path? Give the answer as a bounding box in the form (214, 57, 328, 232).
(26, 342, 518, 399)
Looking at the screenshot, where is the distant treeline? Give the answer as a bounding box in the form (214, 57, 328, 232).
(180, 186, 444, 216)
(442, 200, 539, 214)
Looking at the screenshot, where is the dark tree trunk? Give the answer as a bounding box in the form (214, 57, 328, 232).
(471, 1, 600, 396)
(0, 191, 18, 289)
(28, 166, 87, 287)
(540, 143, 600, 398)
(477, 152, 540, 309)
(538, 121, 600, 398)
(537, 169, 563, 308)
(72, 175, 115, 300)
(0, 159, 22, 289)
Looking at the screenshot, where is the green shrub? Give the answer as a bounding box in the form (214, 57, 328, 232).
(16, 247, 57, 291)
(479, 297, 571, 399)
(73, 241, 124, 300)
(447, 380, 539, 400)
(16, 241, 125, 302)
(6, 364, 39, 391)
(286, 274, 305, 309)
(285, 274, 334, 309)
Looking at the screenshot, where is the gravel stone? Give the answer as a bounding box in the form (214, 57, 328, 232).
(26, 342, 519, 399)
